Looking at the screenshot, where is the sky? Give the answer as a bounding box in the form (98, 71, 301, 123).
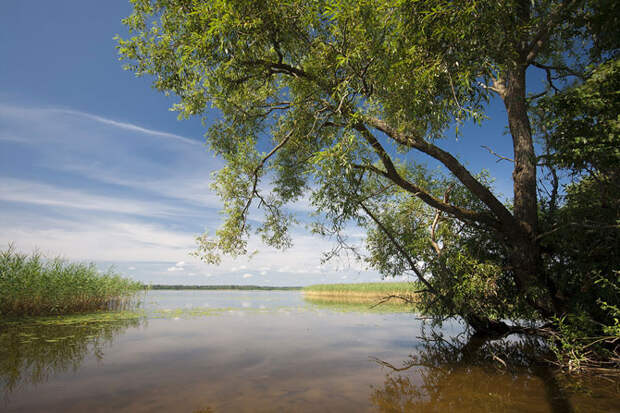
(0, 1, 544, 286)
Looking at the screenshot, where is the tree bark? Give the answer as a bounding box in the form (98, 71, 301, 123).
(500, 67, 548, 313)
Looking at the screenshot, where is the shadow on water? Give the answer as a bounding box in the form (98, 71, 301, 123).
(0, 312, 145, 400)
(369, 329, 619, 413)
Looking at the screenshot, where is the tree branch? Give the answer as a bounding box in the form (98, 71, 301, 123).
(481, 145, 514, 163)
(362, 116, 515, 231)
(240, 128, 295, 231)
(430, 185, 454, 256)
(359, 201, 437, 295)
(524, 0, 581, 64)
(369, 293, 421, 309)
(531, 61, 585, 80)
(351, 124, 498, 228)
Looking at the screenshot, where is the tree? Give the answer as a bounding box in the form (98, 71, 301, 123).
(533, 57, 620, 368)
(117, 0, 618, 334)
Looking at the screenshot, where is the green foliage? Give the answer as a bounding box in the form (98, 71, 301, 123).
(538, 58, 620, 173)
(534, 57, 620, 369)
(116, 0, 527, 262)
(117, 0, 619, 367)
(359, 166, 530, 323)
(0, 246, 144, 316)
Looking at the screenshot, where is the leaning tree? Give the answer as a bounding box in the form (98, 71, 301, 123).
(117, 0, 618, 333)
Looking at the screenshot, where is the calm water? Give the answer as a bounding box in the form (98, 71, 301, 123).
(1, 290, 618, 412)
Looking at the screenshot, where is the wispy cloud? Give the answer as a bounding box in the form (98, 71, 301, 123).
(0, 104, 201, 146)
(56, 108, 202, 146)
(0, 177, 193, 217)
(0, 101, 382, 284)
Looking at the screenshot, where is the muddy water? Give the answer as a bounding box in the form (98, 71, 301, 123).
(1, 290, 618, 412)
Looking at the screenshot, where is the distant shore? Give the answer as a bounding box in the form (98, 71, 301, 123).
(147, 285, 302, 291)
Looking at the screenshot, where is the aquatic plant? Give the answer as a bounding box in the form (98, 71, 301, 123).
(0, 312, 144, 395)
(0, 246, 144, 316)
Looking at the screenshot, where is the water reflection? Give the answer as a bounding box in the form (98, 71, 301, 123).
(303, 295, 416, 313)
(0, 313, 144, 397)
(1, 292, 617, 412)
(369, 330, 619, 413)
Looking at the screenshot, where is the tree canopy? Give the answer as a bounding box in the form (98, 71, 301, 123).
(117, 0, 619, 352)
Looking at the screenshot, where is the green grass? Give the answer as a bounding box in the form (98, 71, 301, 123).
(303, 281, 421, 298)
(0, 246, 144, 316)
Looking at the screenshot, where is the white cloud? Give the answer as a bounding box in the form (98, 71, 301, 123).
(59, 108, 201, 146)
(167, 266, 184, 272)
(0, 104, 200, 146)
(0, 178, 188, 218)
(0, 212, 194, 262)
(128, 266, 136, 270)
(0, 102, 384, 284)
(242, 273, 253, 279)
(175, 261, 185, 267)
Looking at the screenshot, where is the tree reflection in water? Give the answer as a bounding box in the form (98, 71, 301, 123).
(0, 313, 144, 397)
(369, 329, 618, 413)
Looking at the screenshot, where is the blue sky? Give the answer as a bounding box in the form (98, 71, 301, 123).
(0, 1, 543, 286)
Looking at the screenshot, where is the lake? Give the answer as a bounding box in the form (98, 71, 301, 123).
(1, 290, 618, 412)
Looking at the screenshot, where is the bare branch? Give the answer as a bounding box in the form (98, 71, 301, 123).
(531, 61, 585, 80)
(481, 145, 514, 163)
(369, 356, 422, 372)
(369, 293, 421, 309)
(535, 223, 620, 241)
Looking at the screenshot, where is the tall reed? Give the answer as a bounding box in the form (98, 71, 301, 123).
(303, 282, 421, 300)
(0, 246, 143, 316)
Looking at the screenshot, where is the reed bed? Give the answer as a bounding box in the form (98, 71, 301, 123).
(0, 246, 143, 316)
(303, 282, 421, 301)
(303, 295, 417, 313)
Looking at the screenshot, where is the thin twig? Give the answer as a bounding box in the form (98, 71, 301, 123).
(481, 145, 514, 163)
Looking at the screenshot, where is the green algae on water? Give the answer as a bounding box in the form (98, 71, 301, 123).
(0, 311, 146, 396)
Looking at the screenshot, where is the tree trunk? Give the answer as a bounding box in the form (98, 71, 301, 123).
(502, 67, 541, 299)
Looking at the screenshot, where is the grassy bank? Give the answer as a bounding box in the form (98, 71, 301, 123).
(0, 247, 143, 316)
(303, 282, 421, 302)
